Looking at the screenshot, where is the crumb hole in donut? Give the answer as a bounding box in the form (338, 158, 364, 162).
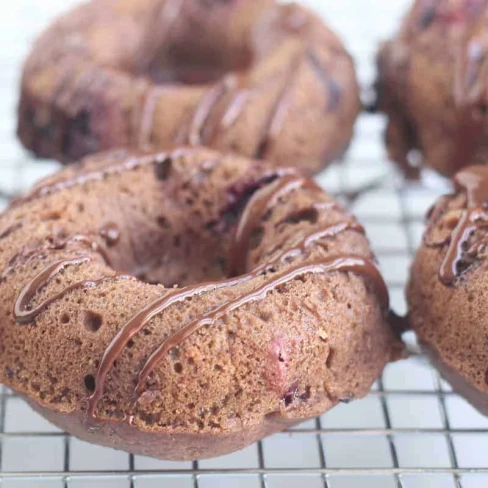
(127, 339, 135, 348)
(84, 374, 96, 392)
(157, 216, 170, 229)
(300, 386, 312, 402)
(174, 362, 183, 373)
(326, 348, 336, 369)
(76, 203, 85, 213)
(285, 207, 319, 225)
(42, 210, 62, 221)
(283, 384, 298, 406)
(84, 311, 103, 332)
(155, 157, 172, 180)
(60, 313, 70, 324)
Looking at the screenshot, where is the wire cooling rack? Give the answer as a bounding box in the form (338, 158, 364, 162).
(1, 0, 487, 487)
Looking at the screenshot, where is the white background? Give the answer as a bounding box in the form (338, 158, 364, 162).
(0, 1, 486, 487)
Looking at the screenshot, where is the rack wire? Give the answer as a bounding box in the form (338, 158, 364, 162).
(0, 0, 487, 487)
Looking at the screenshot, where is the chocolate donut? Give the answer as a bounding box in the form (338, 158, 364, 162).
(377, 0, 488, 178)
(0, 147, 400, 460)
(408, 165, 488, 414)
(17, 0, 360, 174)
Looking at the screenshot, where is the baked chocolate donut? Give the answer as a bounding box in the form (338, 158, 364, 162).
(377, 0, 488, 178)
(408, 165, 488, 414)
(0, 147, 400, 460)
(17, 0, 360, 174)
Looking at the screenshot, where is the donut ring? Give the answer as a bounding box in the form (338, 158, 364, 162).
(408, 165, 488, 415)
(0, 148, 399, 460)
(377, 0, 488, 177)
(17, 0, 360, 174)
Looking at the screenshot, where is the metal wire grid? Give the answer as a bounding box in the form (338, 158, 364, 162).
(0, 0, 487, 487)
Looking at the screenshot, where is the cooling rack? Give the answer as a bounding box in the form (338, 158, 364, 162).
(0, 0, 487, 487)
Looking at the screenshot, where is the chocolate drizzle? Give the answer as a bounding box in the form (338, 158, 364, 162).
(255, 57, 301, 160)
(82, 171, 387, 418)
(426, 166, 488, 284)
(9, 161, 388, 420)
(187, 76, 235, 146)
(0, 221, 24, 241)
(13, 254, 133, 325)
(14, 257, 91, 323)
(132, 255, 387, 402)
(307, 49, 342, 112)
(15, 150, 180, 206)
(227, 173, 322, 276)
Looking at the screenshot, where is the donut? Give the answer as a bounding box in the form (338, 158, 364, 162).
(17, 0, 360, 174)
(408, 165, 488, 414)
(376, 0, 488, 178)
(0, 147, 400, 460)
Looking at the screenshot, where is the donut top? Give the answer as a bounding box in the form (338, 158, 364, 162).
(378, 0, 488, 177)
(424, 165, 488, 284)
(4, 151, 389, 424)
(18, 0, 360, 172)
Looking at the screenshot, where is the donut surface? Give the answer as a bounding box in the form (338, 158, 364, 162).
(18, 0, 360, 174)
(377, 0, 488, 177)
(0, 147, 399, 460)
(408, 165, 488, 415)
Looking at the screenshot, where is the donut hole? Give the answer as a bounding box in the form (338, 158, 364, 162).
(84, 311, 103, 333)
(141, 25, 253, 86)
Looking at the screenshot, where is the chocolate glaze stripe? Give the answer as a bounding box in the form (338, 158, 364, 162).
(132, 254, 389, 402)
(14, 257, 91, 323)
(260, 213, 363, 265)
(438, 209, 483, 283)
(279, 220, 366, 263)
(307, 48, 342, 112)
(255, 52, 303, 160)
(3, 233, 111, 284)
(188, 76, 235, 146)
(87, 272, 259, 418)
(218, 73, 282, 134)
(13, 148, 193, 206)
(0, 221, 24, 241)
(227, 173, 323, 276)
(13, 255, 136, 325)
(88, 217, 380, 417)
(137, 85, 162, 147)
(220, 89, 252, 129)
(137, 0, 184, 74)
(425, 166, 488, 284)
